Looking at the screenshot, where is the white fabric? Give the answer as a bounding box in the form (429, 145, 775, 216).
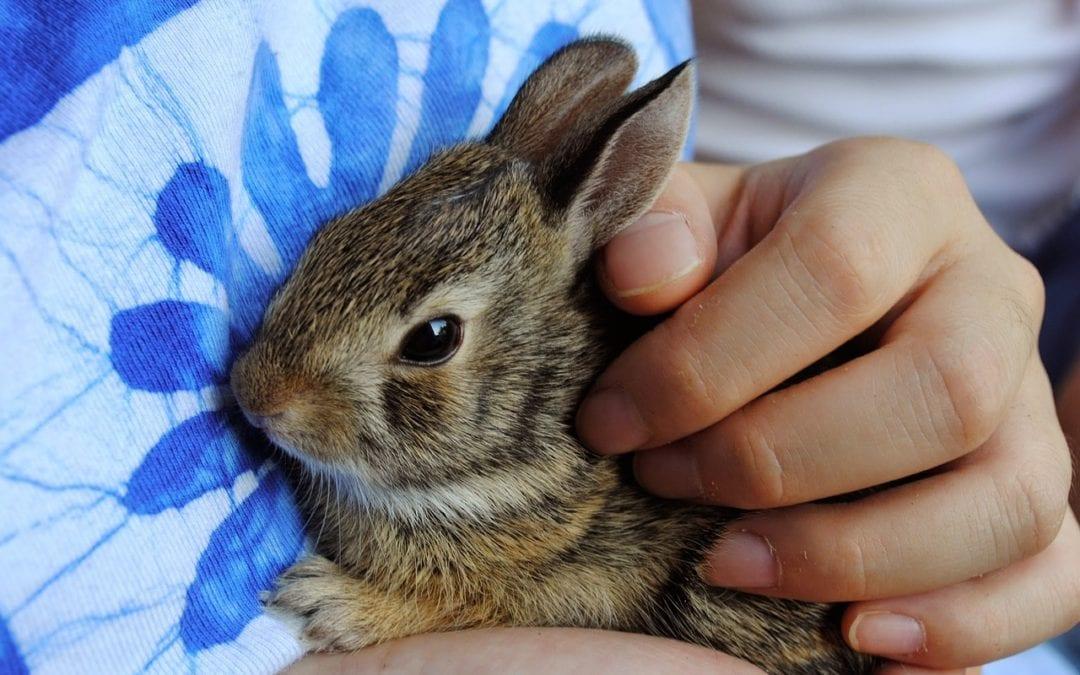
(692, 0, 1080, 252)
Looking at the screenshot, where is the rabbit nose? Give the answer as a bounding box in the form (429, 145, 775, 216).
(230, 348, 303, 424)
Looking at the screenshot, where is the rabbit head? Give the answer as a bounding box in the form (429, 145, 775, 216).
(230, 38, 693, 499)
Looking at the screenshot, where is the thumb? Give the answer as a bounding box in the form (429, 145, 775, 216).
(598, 162, 743, 315)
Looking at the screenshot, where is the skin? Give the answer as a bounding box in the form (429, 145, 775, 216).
(288, 138, 1078, 672)
(284, 628, 767, 674)
(283, 630, 976, 675)
(578, 140, 1080, 669)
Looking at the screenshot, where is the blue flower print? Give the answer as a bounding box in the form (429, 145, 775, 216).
(0, 1, 693, 672)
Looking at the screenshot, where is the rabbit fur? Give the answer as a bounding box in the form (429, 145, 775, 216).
(230, 38, 876, 674)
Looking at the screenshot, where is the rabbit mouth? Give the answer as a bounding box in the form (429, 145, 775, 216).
(264, 431, 303, 461)
(264, 433, 552, 523)
(303, 459, 550, 523)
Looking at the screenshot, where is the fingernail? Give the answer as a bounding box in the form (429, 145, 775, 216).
(848, 612, 925, 656)
(634, 447, 702, 499)
(603, 211, 700, 297)
(576, 386, 649, 454)
(701, 531, 779, 588)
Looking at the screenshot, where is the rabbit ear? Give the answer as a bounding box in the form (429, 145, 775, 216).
(488, 38, 637, 164)
(551, 60, 695, 260)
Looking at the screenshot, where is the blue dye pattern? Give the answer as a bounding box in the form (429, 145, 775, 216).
(154, 159, 274, 345)
(1, 1, 694, 670)
(404, 0, 490, 173)
(155, 162, 232, 279)
(237, 44, 317, 271)
(319, 9, 399, 207)
(121, 411, 263, 515)
(109, 301, 231, 392)
(641, 0, 694, 68)
(0, 617, 28, 675)
(179, 469, 304, 651)
(242, 8, 399, 270)
(642, 0, 696, 159)
(99, 3, 434, 659)
(241, 43, 326, 270)
(0, 0, 199, 141)
(491, 21, 579, 124)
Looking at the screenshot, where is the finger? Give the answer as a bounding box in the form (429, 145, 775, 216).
(634, 250, 1043, 507)
(283, 627, 765, 675)
(578, 143, 958, 454)
(845, 509, 1080, 669)
(699, 362, 1072, 600)
(877, 666, 980, 675)
(598, 164, 726, 315)
(681, 162, 766, 275)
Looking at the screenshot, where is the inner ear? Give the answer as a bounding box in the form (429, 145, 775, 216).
(548, 60, 695, 261)
(487, 38, 636, 165)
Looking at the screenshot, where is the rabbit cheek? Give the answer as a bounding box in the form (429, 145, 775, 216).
(231, 359, 358, 465)
(380, 374, 453, 440)
(374, 370, 477, 486)
(282, 395, 358, 460)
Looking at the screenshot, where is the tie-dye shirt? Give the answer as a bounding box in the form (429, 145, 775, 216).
(0, 2, 691, 672)
(3, 2, 1077, 674)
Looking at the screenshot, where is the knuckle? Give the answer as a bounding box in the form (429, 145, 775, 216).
(843, 136, 960, 176)
(994, 463, 1068, 559)
(783, 216, 892, 321)
(907, 139, 960, 173)
(662, 319, 736, 422)
(819, 135, 928, 162)
(923, 335, 1010, 449)
(815, 137, 968, 206)
(998, 288, 1041, 362)
(723, 414, 786, 508)
(891, 138, 966, 188)
(825, 531, 873, 600)
(1007, 251, 1046, 325)
(884, 139, 973, 210)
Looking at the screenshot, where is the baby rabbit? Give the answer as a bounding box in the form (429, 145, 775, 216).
(230, 38, 876, 674)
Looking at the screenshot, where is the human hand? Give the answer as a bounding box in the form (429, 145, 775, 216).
(282, 627, 989, 674)
(577, 137, 1079, 669)
(283, 627, 766, 674)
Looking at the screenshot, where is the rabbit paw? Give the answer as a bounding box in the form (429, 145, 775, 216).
(266, 554, 375, 652)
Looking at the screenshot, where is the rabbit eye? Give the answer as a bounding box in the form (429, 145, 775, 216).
(399, 316, 462, 366)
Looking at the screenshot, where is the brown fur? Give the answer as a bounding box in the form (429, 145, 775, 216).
(230, 38, 876, 674)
